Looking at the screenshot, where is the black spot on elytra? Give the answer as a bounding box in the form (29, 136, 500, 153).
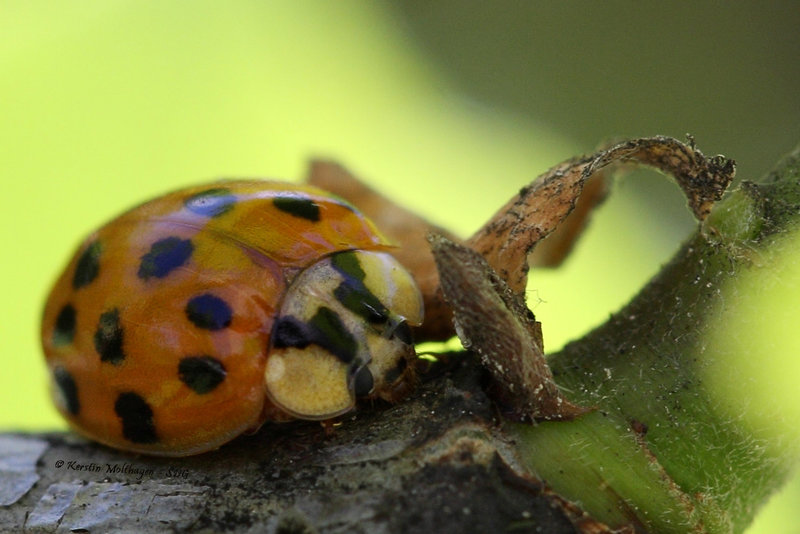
(138, 237, 193, 280)
(272, 195, 320, 222)
(73, 240, 102, 289)
(330, 252, 389, 324)
(272, 307, 358, 364)
(53, 304, 76, 346)
(53, 366, 80, 415)
(178, 356, 227, 394)
(185, 294, 232, 331)
(94, 308, 125, 365)
(114, 392, 157, 444)
(352, 366, 374, 397)
(184, 188, 236, 218)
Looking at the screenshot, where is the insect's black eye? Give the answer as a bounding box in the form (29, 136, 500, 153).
(353, 366, 375, 397)
(391, 321, 413, 345)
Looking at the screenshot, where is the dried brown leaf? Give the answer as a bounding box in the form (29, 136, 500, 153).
(527, 171, 608, 268)
(429, 234, 588, 421)
(468, 136, 735, 294)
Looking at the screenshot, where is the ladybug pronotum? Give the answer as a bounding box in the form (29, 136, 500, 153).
(41, 181, 424, 456)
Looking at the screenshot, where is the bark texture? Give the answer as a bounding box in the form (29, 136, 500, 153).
(0, 356, 614, 533)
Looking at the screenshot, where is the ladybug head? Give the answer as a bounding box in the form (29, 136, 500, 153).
(265, 250, 423, 420)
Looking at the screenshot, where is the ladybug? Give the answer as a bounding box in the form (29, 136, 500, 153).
(41, 181, 424, 456)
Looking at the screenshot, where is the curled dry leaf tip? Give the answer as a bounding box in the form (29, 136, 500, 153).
(468, 136, 735, 296)
(307, 137, 734, 422)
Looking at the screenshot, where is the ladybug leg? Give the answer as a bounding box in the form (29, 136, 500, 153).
(320, 419, 341, 437)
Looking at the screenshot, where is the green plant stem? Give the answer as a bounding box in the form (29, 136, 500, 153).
(513, 146, 800, 533)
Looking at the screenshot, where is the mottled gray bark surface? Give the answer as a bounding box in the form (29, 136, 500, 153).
(0, 356, 600, 533)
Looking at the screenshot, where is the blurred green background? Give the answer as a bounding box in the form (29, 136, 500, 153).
(2, 2, 798, 531)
